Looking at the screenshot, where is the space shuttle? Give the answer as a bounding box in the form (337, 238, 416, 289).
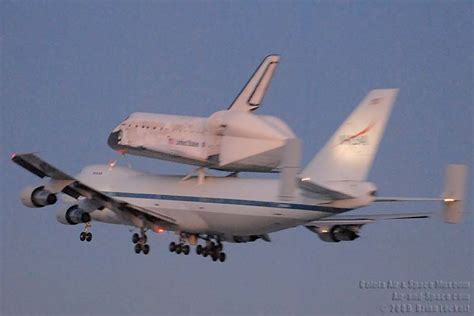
(108, 55, 297, 172)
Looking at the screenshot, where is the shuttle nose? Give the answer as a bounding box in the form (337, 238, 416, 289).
(107, 130, 122, 149)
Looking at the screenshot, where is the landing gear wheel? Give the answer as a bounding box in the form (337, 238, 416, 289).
(202, 248, 208, 257)
(142, 244, 150, 255)
(85, 232, 92, 242)
(218, 252, 226, 262)
(169, 242, 176, 252)
(196, 245, 202, 255)
(183, 245, 190, 255)
(134, 243, 142, 254)
(132, 233, 140, 244)
(211, 253, 218, 261)
(175, 244, 182, 254)
(80, 232, 86, 241)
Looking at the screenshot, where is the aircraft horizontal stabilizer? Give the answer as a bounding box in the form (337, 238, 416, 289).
(374, 164, 468, 224)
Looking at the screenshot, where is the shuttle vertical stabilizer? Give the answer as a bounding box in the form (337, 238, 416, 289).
(228, 54, 280, 112)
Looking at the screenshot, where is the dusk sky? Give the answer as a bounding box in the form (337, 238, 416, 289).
(1, 2, 472, 316)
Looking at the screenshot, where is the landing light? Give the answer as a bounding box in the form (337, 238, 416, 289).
(301, 177, 311, 182)
(153, 227, 165, 234)
(444, 198, 455, 202)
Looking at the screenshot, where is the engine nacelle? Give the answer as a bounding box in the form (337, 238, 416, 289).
(221, 234, 270, 243)
(308, 225, 360, 243)
(21, 186, 57, 208)
(56, 205, 91, 225)
(331, 226, 360, 242)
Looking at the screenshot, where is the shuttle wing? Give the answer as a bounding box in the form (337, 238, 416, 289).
(11, 153, 177, 225)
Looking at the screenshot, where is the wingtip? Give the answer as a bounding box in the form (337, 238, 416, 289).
(11, 152, 42, 161)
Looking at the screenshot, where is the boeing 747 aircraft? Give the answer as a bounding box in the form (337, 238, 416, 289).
(12, 89, 467, 262)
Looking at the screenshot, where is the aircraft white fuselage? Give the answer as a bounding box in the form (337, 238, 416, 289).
(78, 164, 364, 241)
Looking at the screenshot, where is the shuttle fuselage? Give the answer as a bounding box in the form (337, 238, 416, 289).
(108, 111, 296, 172)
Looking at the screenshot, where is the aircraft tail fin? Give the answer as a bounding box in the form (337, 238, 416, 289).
(228, 54, 280, 112)
(301, 89, 399, 184)
(443, 164, 468, 223)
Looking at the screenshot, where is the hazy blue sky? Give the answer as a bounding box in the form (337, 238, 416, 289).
(1, 1, 472, 316)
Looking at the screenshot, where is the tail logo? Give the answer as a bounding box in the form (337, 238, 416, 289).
(339, 122, 375, 146)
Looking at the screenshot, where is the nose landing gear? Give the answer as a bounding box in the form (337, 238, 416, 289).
(79, 222, 92, 242)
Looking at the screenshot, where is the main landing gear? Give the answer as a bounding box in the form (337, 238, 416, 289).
(168, 236, 226, 263)
(168, 233, 191, 255)
(129, 230, 227, 262)
(196, 241, 226, 263)
(132, 229, 150, 255)
(79, 222, 92, 242)
(168, 242, 190, 255)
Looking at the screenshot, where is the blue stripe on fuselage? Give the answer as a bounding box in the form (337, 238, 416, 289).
(104, 191, 347, 214)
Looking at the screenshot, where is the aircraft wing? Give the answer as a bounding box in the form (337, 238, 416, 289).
(305, 212, 432, 227)
(11, 153, 177, 225)
(374, 197, 444, 202)
(303, 212, 436, 242)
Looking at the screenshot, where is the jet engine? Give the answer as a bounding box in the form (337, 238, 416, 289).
(56, 205, 91, 225)
(307, 225, 360, 242)
(221, 234, 271, 243)
(21, 186, 57, 208)
(330, 226, 360, 242)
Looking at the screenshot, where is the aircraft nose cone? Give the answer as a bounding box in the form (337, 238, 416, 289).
(108, 130, 121, 149)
